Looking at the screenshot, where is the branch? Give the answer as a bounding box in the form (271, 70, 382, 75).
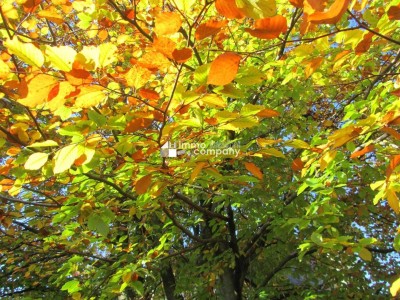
(83, 172, 136, 201)
(278, 8, 302, 59)
(174, 192, 229, 221)
(0, 194, 58, 207)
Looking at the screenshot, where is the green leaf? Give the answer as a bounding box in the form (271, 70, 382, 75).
(4, 37, 44, 68)
(24, 153, 49, 170)
(61, 280, 81, 294)
(358, 248, 372, 261)
(88, 214, 109, 236)
(88, 110, 107, 126)
(236, 66, 266, 85)
(53, 144, 81, 174)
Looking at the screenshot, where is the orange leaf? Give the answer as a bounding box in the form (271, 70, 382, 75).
(245, 15, 287, 39)
(154, 12, 182, 36)
(195, 20, 228, 41)
(139, 89, 160, 101)
(381, 126, 400, 140)
(207, 53, 241, 86)
(386, 155, 400, 179)
(66, 68, 93, 86)
(23, 0, 41, 13)
(135, 174, 152, 195)
(289, 0, 304, 8)
(350, 144, 374, 159)
(388, 5, 400, 20)
(125, 118, 152, 133)
(256, 109, 280, 118)
(0, 178, 13, 191)
(244, 162, 263, 180)
(307, 0, 350, 24)
(18, 74, 59, 108)
(153, 36, 177, 59)
(305, 57, 324, 78)
(291, 158, 304, 171)
(37, 6, 64, 24)
(215, 0, 245, 19)
(172, 48, 193, 63)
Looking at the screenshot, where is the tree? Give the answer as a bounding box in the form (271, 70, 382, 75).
(0, 0, 399, 298)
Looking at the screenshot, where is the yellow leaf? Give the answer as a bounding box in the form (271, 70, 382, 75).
(45, 45, 77, 72)
(284, 139, 310, 149)
(53, 144, 81, 174)
(46, 81, 75, 112)
(190, 162, 207, 182)
(305, 57, 323, 79)
(125, 65, 152, 89)
(390, 277, 400, 297)
(4, 37, 44, 68)
(99, 43, 117, 68)
(259, 148, 285, 158)
(0, 59, 11, 80)
(236, 0, 277, 19)
(219, 116, 258, 130)
(76, 46, 100, 70)
(18, 74, 59, 108)
(358, 247, 372, 261)
(320, 150, 337, 171)
(387, 187, 399, 214)
(74, 86, 107, 108)
(24, 153, 49, 170)
(328, 126, 362, 148)
(199, 94, 227, 108)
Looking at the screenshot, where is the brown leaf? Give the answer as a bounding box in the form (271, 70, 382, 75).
(350, 144, 374, 159)
(388, 5, 400, 20)
(291, 158, 304, 171)
(135, 174, 152, 195)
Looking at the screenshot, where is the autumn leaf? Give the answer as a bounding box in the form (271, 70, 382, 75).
(45, 45, 77, 72)
(386, 155, 400, 179)
(388, 4, 400, 20)
(172, 48, 193, 63)
(307, 0, 351, 24)
(4, 37, 44, 68)
(305, 57, 324, 78)
(207, 53, 241, 85)
(292, 158, 304, 171)
(386, 188, 399, 214)
(136, 174, 152, 195)
(289, 0, 304, 8)
(215, 0, 245, 19)
(245, 15, 287, 39)
(24, 153, 49, 170)
(244, 162, 263, 180)
(18, 74, 59, 108)
(350, 145, 374, 159)
(53, 144, 81, 174)
(195, 20, 228, 41)
(236, 0, 277, 19)
(153, 36, 177, 59)
(74, 85, 107, 108)
(154, 12, 182, 36)
(190, 162, 208, 182)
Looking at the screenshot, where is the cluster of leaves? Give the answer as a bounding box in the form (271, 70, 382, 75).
(0, 0, 399, 299)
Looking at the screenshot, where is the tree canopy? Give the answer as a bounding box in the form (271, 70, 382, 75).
(0, 0, 399, 299)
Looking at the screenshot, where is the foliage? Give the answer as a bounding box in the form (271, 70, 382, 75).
(0, 0, 399, 299)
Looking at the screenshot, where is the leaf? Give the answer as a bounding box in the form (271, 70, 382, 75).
(136, 174, 152, 195)
(153, 36, 177, 58)
(195, 20, 228, 40)
(245, 15, 287, 39)
(18, 74, 59, 108)
(305, 57, 324, 79)
(125, 65, 152, 89)
(256, 109, 280, 118)
(172, 48, 193, 63)
(289, 0, 304, 8)
(284, 139, 310, 149)
(207, 53, 241, 86)
(28, 140, 59, 148)
(244, 162, 263, 180)
(61, 280, 81, 294)
(99, 43, 118, 68)
(292, 158, 304, 171)
(74, 86, 107, 108)
(37, 6, 64, 24)
(199, 94, 227, 108)
(307, 0, 351, 24)
(320, 150, 337, 171)
(386, 155, 400, 179)
(88, 214, 109, 236)
(190, 162, 207, 182)
(45, 45, 77, 72)
(236, 0, 277, 19)
(215, 0, 245, 19)
(154, 12, 182, 36)
(4, 37, 44, 68)
(387, 187, 399, 214)
(236, 67, 266, 85)
(350, 145, 374, 159)
(391, 277, 400, 297)
(328, 126, 362, 148)
(53, 144, 81, 174)
(388, 4, 400, 20)
(24, 153, 49, 170)
(358, 247, 372, 261)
